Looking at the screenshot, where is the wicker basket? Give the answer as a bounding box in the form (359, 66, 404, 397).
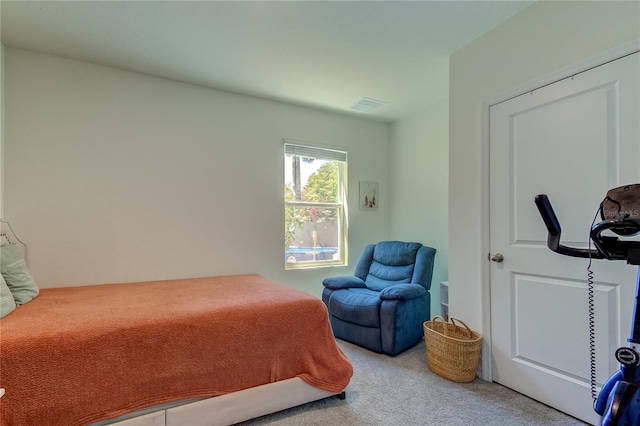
(423, 315, 483, 383)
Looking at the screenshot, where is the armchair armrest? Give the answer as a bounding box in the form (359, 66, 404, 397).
(379, 283, 426, 301)
(322, 276, 367, 290)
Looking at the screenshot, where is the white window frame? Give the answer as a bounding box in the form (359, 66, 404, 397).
(284, 141, 348, 270)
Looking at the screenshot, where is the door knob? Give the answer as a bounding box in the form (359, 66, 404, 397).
(490, 253, 504, 263)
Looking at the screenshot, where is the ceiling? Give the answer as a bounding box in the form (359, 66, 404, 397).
(0, 1, 535, 122)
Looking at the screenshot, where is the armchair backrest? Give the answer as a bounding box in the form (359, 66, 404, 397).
(353, 241, 436, 292)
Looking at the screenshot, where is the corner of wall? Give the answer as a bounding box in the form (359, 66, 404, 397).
(388, 98, 450, 317)
(1, 42, 5, 219)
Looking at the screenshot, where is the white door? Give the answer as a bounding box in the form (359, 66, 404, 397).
(490, 51, 640, 424)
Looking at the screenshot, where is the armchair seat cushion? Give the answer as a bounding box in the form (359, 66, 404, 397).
(327, 288, 381, 328)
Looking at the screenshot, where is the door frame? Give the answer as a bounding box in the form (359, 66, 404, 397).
(479, 38, 640, 382)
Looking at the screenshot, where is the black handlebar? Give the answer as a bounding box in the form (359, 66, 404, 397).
(535, 194, 640, 264)
(534, 194, 603, 259)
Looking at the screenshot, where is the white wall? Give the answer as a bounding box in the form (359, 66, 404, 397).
(389, 98, 449, 315)
(449, 1, 640, 354)
(1, 43, 4, 218)
(3, 48, 391, 297)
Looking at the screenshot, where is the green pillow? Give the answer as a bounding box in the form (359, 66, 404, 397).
(1, 243, 39, 305)
(0, 274, 16, 318)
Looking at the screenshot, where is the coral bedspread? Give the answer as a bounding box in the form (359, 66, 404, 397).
(0, 274, 352, 426)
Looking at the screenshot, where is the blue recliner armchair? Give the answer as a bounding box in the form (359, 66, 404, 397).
(322, 241, 436, 356)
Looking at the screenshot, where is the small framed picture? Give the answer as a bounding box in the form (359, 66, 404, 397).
(360, 182, 378, 210)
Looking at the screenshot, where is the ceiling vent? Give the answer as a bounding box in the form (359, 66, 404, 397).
(348, 97, 387, 113)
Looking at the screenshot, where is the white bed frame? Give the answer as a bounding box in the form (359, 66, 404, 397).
(99, 378, 343, 426)
(0, 220, 346, 426)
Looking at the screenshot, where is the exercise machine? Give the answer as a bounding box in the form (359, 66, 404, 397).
(535, 184, 640, 425)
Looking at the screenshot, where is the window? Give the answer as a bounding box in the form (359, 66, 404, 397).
(284, 141, 347, 269)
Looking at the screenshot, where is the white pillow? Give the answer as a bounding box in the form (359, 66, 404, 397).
(0, 243, 39, 305)
(0, 274, 17, 318)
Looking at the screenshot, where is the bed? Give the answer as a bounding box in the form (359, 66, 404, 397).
(0, 225, 352, 426)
